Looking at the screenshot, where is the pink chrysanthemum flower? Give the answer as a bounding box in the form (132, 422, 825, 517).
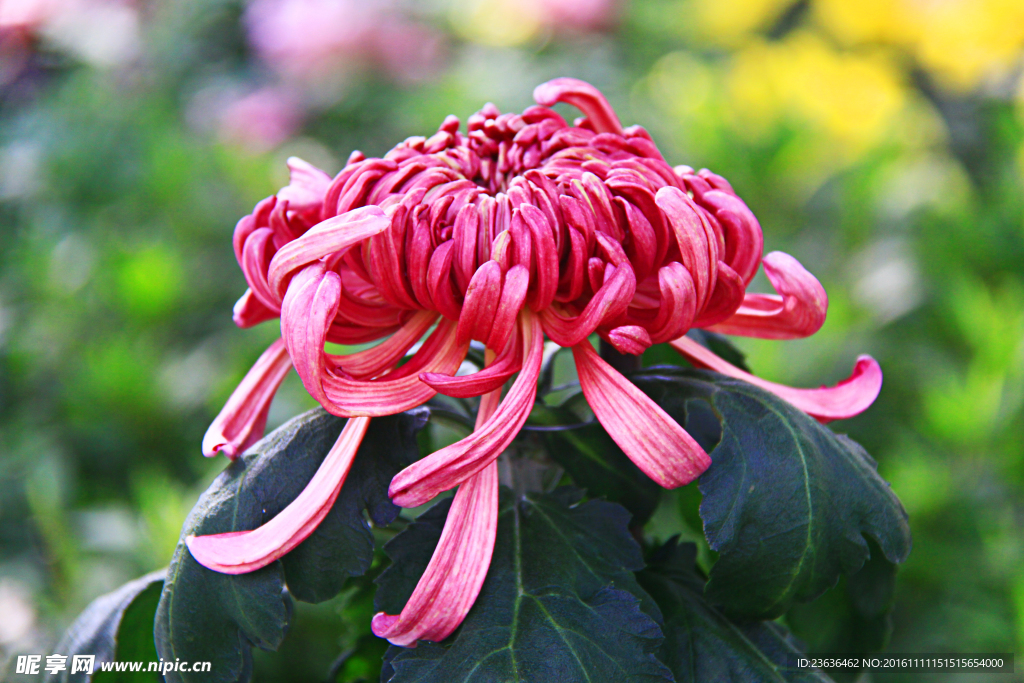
(187, 78, 882, 647)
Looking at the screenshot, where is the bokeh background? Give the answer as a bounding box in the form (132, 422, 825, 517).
(1, 0, 1023, 680)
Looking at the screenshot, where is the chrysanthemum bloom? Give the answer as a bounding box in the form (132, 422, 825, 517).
(187, 78, 882, 647)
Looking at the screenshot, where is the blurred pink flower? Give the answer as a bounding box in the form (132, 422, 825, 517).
(244, 0, 443, 85)
(218, 86, 303, 152)
(188, 78, 882, 647)
(530, 0, 618, 32)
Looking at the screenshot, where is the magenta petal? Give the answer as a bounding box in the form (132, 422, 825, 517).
(328, 310, 438, 379)
(280, 262, 341, 409)
(276, 157, 331, 216)
(268, 206, 390, 300)
(572, 339, 710, 488)
(187, 417, 370, 573)
(533, 78, 624, 135)
(670, 335, 882, 422)
(202, 338, 291, 459)
(604, 325, 652, 355)
(708, 251, 828, 340)
(371, 460, 499, 646)
(389, 312, 543, 508)
(232, 288, 280, 328)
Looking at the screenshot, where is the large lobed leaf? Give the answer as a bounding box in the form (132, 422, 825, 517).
(47, 571, 165, 683)
(631, 368, 911, 620)
(378, 488, 673, 683)
(638, 539, 832, 683)
(155, 407, 427, 683)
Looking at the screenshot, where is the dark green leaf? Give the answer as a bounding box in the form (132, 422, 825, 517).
(787, 538, 898, 664)
(631, 369, 911, 620)
(638, 539, 831, 683)
(685, 330, 752, 372)
(49, 570, 165, 683)
(529, 402, 662, 525)
(155, 407, 427, 683)
(378, 489, 672, 683)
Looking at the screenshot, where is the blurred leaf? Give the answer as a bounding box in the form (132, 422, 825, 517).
(787, 538, 897, 661)
(637, 539, 831, 683)
(631, 368, 911, 620)
(155, 407, 427, 683)
(529, 402, 662, 526)
(378, 489, 672, 683)
(49, 570, 165, 683)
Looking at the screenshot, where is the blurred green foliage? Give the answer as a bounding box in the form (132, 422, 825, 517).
(1, 0, 1023, 681)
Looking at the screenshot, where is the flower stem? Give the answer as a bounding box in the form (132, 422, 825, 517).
(598, 339, 641, 374)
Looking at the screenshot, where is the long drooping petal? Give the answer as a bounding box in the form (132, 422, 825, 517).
(187, 416, 371, 573)
(388, 311, 543, 508)
(708, 251, 828, 340)
(202, 338, 292, 459)
(572, 339, 711, 488)
(320, 321, 468, 416)
(371, 364, 502, 646)
(371, 460, 499, 646)
(670, 335, 882, 422)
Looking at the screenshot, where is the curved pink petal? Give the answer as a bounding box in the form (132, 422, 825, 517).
(202, 338, 292, 459)
(670, 335, 882, 422)
(487, 264, 529, 351)
(276, 157, 331, 216)
(421, 325, 523, 399)
(456, 260, 502, 346)
(320, 321, 469, 416)
(538, 263, 636, 346)
(572, 339, 710, 488)
(328, 310, 438, 379)
(533, 78, 623, 135)
(389, 311, 543, 508)
(187, 416, 371, 573)
(232, 288, 280, 328)
(267, 206, 391, 300)
(692, 260, 745, 328)
(603, 324, 652, 355)
(654, 186, 717, 309)
(708, 251, 827, 340)
(371, 459, 498, 646)
(280, 262, 340, 409)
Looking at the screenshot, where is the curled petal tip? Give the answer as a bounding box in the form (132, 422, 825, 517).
(709, 251, 828, 340)
(532, 78, 623, 135)
(371, 613, 401, 640)
(203, 338, 291, 461)
(671, 336, 882, 422)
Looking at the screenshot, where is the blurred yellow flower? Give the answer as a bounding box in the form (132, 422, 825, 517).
(449, 0, 540, 47)
(727, 32, 905, 156)
(686, 0, 793, 46)
(814, 0, 1024, 91)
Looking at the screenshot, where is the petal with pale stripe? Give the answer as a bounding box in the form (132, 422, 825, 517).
(389, 311, 543, 508)
(572, 339, 710, 488)
(708, 251, 827, 340)
(202, 338, 292, 459)
(670, 335, 882, 422)
(371, 460, 498, 646)
(187, 416, 370, 573)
